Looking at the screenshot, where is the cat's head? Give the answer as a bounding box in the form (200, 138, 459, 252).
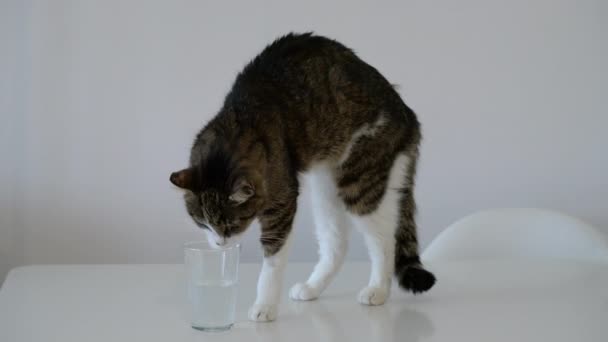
(170, 148, 265, 248)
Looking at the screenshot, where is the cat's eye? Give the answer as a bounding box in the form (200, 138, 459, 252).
(228, 197, 243, 207)
(239, 213, 256, 222)
(193, 217, 210, 230)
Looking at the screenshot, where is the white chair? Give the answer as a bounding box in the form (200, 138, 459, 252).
(422, 208, 608, 262)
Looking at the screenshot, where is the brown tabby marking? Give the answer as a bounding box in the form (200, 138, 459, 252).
(170, 32, 434, 292)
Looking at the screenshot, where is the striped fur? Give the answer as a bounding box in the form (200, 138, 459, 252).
(170, 33, 435, 321)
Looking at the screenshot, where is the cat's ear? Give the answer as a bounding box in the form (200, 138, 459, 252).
(170, 168, 195, 190)
(229, 179, 255, 205)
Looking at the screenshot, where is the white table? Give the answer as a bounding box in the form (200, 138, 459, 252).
(1, 260, 607, 341)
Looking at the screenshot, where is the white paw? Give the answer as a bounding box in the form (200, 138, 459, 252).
(248, 303, 278, 322)
(289, 282, 321, 301)
(357, 286, 389, 306)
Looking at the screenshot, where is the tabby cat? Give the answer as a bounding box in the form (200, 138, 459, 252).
(170, 33, 435, 322)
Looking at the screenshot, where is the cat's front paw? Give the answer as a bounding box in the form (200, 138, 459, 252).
(248, 303, 277, 322)
(289, 282, 321, 301)
(357, 286, 389, 305)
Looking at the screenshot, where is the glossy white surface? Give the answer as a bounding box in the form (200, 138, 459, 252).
(1, 261, 607, 341)
(423, 208, 608, 262)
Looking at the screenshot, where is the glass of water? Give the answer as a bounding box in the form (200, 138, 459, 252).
(184, 241, 240, 331)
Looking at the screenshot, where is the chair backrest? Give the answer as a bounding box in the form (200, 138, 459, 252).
(422, 208, 608, 262)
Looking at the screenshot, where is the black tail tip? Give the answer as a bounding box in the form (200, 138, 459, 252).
(398, 266, 436, 294)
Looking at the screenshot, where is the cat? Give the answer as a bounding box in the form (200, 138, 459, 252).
(170, 32, 435, 322)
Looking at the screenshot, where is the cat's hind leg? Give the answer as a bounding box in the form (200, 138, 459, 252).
(341, 151, 435, 305)
(339, 149, 406, 305)
(289, 163, 350, 301)
(349, 207, 397, 305)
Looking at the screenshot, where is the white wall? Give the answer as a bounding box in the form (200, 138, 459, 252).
(1, 0, 27, 282)
(2, 0, 607, 282)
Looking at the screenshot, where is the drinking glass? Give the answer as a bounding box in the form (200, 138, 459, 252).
(184, 241, 240, 331)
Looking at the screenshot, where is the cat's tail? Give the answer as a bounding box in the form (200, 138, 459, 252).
(394, 149, 436, 294)
(395, 251, 436, 294)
